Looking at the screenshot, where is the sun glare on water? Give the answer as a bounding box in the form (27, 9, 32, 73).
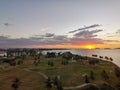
(85, 45, 95, 49)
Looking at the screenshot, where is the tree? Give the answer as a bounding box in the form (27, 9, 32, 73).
(100, 83, 114, 90)
(85, 75, 90, 83)
(10, 60, 17, 66)
(114, 67, 120, 79)
(45, 77, 52, 89)
(62, 52, 73, 60)
(109, 57, 113, 61)
(90, 70, 95, 80)
(56, 82, 63, 90)
(72, 55, 80, 61)
(53, 76, 59, 86)
(46, 52, 56, 58)
(116, 82, 120, 90)
(101, 70, 109, 80)
(88, 58, 100, 65)
(11, 78, 21, 90)
(17, 60, 23, 65)
(48, 60, 54, 66)
(105, 56, 109, 60)
(99, 56, 103, 59)
(53, 76, 63, 90)
(61, 59, 68, 65)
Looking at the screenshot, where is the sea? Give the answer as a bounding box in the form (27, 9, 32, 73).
(43, 49, 120, 67)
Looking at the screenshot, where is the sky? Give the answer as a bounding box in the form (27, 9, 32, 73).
(0, 0, 120, 48)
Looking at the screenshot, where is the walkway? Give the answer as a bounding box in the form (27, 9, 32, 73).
(24, 68, 96, 90)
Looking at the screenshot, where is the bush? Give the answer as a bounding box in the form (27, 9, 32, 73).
(45, 77, 52, 89)
(10, 60, 16, 66)
(88, 58, 100, 65)
(11, 78, 21, 90)
(53, 76, 63, 90)
(62, 52, 73, 60)
(46, 52, 56, 58)
(114, 67, 120, 78)
(90, 71, 95, 80)
(48, 60, 54, 66)
(100, 83, 114, 90)
(61, 59, 68, 65)
(17, 60, 23, 65)
(101, 70, 109, 80)
(116, 82, 120, 90)
(84, 75, 90, 83)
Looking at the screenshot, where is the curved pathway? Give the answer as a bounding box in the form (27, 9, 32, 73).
(24, 68, 97, 90)
(63, 83, 97, 90)
(24, 68, 48, 79)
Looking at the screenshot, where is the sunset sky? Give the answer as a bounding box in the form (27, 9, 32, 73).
(0, 0, 120, 48)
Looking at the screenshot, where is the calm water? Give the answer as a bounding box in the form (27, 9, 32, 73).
(44, 49, 120, 67)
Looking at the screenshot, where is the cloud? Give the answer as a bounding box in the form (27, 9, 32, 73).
(32, 33, 54, 38)
(30, 37, 44, 40)
(0, 33, 69, 48)
(3, 23, 12, 26)
(69, 24, 101, 33)
(45, 33, 55, 37)
(116, 29, 120, 34)
(70, 37, 103, 45)
(0, 31, 116, 48)
(105, 40, 120, 43)
(74, 29, 103, 38)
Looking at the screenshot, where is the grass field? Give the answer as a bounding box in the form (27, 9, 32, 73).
(0, 55, 119, 90)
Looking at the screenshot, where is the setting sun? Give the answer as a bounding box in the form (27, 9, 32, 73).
(84, 45, 95, 49)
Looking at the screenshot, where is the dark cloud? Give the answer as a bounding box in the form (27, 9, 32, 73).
(0, 34, 69, 48)
(3, 23, 12, 26)
(74, 29, 103, 38)
(32, 33, 54, 38)
(30, 37, 44, 40)
(116, 29, 120, 34)
(45, 33, 55, 37)
(69, 24, 101, 33)
(105, 40, 120, 42)
(0, 31, 115, 48)
(70, 37, 104, 45)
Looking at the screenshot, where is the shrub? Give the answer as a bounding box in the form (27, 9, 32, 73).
(100, 83, 114, 90)
(11, 78, 21, 90)
(85, 75, 90, 83)
(114, 67, 120, 78)
(101, 70, 109, 80)
(90, 70, 95, 80)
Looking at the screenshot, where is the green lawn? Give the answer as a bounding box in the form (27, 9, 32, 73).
(24, 56, 118, 86)
(0, 55, 119, 90)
